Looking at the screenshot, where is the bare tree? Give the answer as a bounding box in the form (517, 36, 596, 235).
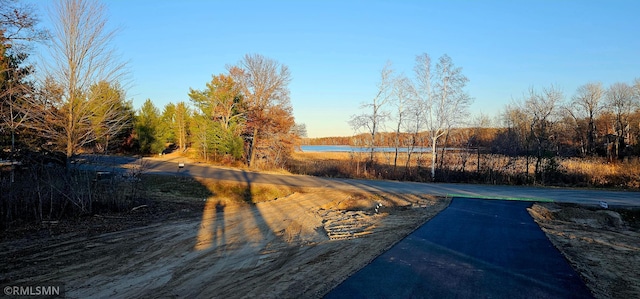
(292, 123, 307, 139)
(391, 74, 414, 173)
(416, 53, 472, 180)
(228, 54, 292, 168)
(1, 0, 47, 156)
(567, 82, 604, 155)
(522, 86, 563, 179)
(23, 0, 128, 162)
(0, 0, 48, 48)
(606, 82, 637, 158)
(502, 102, 531, 156)
(454, 113, 492, 175)
(349, 63, 393, 165)
(0, 67, 31, 153)
(0, 66, 33, 185)
(401, 83, 427, 175)
(472, 114, 493, 173)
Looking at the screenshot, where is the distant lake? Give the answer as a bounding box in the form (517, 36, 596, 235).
(300, 145, 433, 153)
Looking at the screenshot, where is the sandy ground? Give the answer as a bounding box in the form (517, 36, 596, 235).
(529, 203, 640, 299)
(1, 189, 448, 298)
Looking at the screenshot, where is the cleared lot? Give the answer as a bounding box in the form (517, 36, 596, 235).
(1, 187, 447, 298)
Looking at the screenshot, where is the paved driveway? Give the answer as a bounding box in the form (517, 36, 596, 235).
(325, 197, 594, 299)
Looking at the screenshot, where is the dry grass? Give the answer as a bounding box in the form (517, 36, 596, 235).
(141, 174, 301, 204)
(561, 158, 640, 189)
(290, 151, 433, 180)
(293, 151, 352, 161)
(289, 151, 640, 189)
(293, 151, 430, 165)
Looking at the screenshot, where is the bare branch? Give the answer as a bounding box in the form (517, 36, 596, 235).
(416, 53, 472, 180)
(349, 62, 393, 163)
(25, 0, 129, 159)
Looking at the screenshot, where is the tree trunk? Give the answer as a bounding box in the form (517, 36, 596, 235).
(476, 146, 480, 173)
(11, 127, 15, 154)
(439, 131, 449, 170)
(393, 122, 401, 174)
(66, 134, 74, 170)
(430, 137, 437, 181)
(587, 118, 595, 155)
(404, 136, 415, 178)
(248, 127, 259, 167)
(369, 130, 375, 164)
(393, 146, 399, 174)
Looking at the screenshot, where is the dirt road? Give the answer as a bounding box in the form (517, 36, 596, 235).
(1, 189, 447, 298)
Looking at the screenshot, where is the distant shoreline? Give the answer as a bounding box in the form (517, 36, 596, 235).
(299, 145, 465, 153)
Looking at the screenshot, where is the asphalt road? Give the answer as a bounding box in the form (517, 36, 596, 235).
(79, 155, 640, 207)
(324, 197, 594, 299)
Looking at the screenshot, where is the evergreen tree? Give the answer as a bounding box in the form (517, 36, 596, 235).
(135, 99, 164, 154)
(188, 74, 245, 161)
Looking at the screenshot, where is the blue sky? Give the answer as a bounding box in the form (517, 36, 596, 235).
(29, 1, 640, 137)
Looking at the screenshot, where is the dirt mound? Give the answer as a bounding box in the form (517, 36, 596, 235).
(530, 204, 627, 230)
(529, 203, 640, 299)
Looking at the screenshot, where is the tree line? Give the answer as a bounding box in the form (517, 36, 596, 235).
(342, 54, 640, 182)
(0, 0, 300, 169)
(499, 81, 640, 176)
(135, 54, 300, 169)
(0, 0, 299, 228)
